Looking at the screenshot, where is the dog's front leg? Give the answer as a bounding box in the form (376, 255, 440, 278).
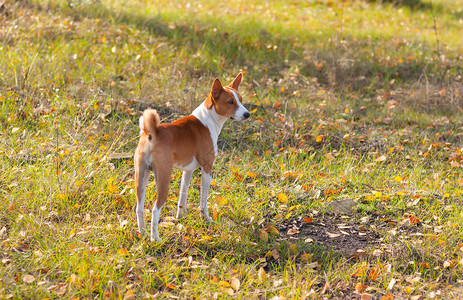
(176, 170, 193, 219)
(200, 169, 213, 222)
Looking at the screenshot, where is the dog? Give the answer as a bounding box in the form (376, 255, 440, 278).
(134, 73, 250, 242)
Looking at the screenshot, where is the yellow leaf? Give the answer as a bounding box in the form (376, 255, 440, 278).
(277, 193, 288, 203)
(107, 184, 119, 194)
(201, 235, 212, 241)
(234, 172, 243, 182)
(258, 267, 267, 282)
(118, 248, 129, 256)
(315, 135, 324, 143)
(300, 253, 312, 262)
(246, 172, 257, 178)
(288, 205, 300, 211)
(216, 196, 228, 206)
(218, 281, 230, 288)
(249, 108, 257, 114)
(394, 176, 403, 182)
(289, 243, 297, 254)
(373, 191, 382, 198)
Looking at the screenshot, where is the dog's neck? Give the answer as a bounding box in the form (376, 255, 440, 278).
(192, 101, 228, 156)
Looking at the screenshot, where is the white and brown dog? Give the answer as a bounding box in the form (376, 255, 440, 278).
(134, 73, 249, 242)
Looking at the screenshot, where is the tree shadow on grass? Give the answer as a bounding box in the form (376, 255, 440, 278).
(33, 0, 460, 90)
(366, 0, 435, 11)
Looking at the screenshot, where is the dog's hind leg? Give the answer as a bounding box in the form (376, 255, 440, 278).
(135, 162, 150, 239)
(151, 162, 173, 243)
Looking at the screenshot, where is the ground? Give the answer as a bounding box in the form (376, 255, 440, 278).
(1, 0, 463, 299)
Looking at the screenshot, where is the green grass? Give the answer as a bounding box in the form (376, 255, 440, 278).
(2, 0, 463, 298)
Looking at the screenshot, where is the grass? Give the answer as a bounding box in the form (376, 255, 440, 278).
(1, 0, 463, 298)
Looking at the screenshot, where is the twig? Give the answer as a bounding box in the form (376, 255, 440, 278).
(55, 118, 62, 190)
(430, 1, 440, 58)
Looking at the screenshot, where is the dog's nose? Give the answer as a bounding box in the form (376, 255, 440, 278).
(243, 112, 250, 119)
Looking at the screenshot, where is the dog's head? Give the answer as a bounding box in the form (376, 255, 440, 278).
(205, 73, 250, 121)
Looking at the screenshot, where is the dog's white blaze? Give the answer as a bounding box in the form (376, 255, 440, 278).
(192, 103, 228, 156)
(224, 87, 249, 120)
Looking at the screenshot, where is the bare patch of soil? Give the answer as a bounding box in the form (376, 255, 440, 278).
(279, 214, 381, 255)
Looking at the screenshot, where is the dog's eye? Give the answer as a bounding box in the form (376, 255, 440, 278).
(228, 100, 234, 104)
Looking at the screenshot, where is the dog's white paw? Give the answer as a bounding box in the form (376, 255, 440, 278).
(201, 211, 213, 222)
(150, 236, 163, 243)
(176, 208, 187, 219)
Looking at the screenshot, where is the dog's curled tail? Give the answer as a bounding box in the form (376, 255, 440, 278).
(139, 108, 160, 138)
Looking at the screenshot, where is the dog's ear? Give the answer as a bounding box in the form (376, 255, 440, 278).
(206, 78, 223, 109)
(228, 73, 243, 90)
(211, 78, 223, 99)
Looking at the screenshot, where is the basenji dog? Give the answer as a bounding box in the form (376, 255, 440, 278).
(134, 73, 250, 242)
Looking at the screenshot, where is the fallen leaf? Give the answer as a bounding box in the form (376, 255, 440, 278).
(231, 277, 240, 291)
(355, 282, 366, 292)
(374, 155, 387, 162)
(287, 228, 300, 235)
(234, 172, 243, 182)
(246, 172, 257, 178)
(303, 217, 313, 223)
(164, 283, 178, 290)
(218, 281, 230, 288)
(23, 274, 35, 284)
(443, 260, 454, 268)
(409, 216, 420, 224)
(259, 230, 269, 242)
(304, 237, 313, 243)
(265, 225, 279, 236)
(123, 289, 136, 300)
(271, 249, 279, 260)
(277, 193, 288, 203)
(289, 243, 297, 255)
(324, 153, 335, 160)
(258, 267, 267, 282)
(326, 231, 341, 238)
(387, 278, 396, 290)
(316, 135, 324, 143)
(361, 293, 373, 300)
(300, 253, 312, 262)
